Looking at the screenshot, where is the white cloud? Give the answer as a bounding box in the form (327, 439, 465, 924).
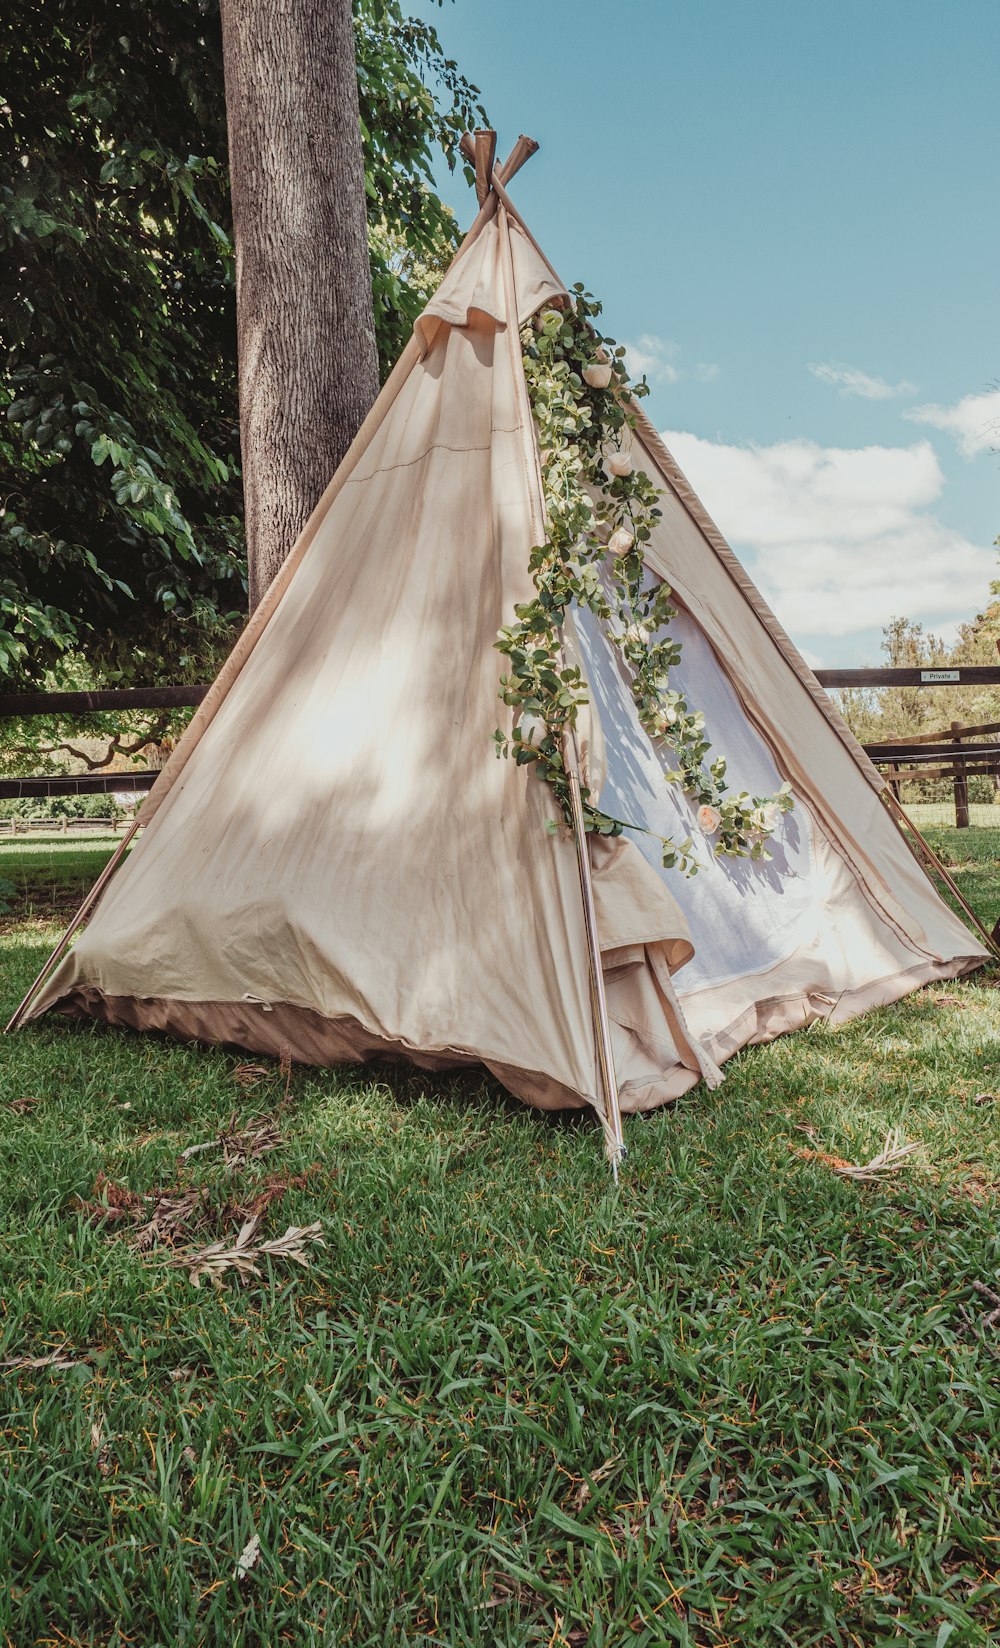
(904, 387, 1000, 458)
(808, 361, 916, 400)
(661, 430, 993, 640)
(694, 362, 720, 382)
(622, 334, 680, 385)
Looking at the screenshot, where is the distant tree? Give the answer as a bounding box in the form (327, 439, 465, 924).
(0, 0, 483, 677)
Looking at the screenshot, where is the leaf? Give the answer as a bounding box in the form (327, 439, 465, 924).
(2, 1350, 84, 1371)
(235, 1533, 261, 1580)
(170, 1220, 324, 1289)
(792, 1129, 921, 1182)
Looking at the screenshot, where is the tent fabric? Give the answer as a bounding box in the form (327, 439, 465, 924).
(27, 192, 987, 1120)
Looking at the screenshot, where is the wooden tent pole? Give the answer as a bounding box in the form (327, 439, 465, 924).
(4, 818, 142, 1033)
(492, 192, 626, 1175)
(566, 765, 627, 1177)
(882, 788, 1000, 959)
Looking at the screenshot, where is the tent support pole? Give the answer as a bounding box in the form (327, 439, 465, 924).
(566, 764, 626, 1177)
(882, 788, 1000, 959)
(3, 819, 141, 1034)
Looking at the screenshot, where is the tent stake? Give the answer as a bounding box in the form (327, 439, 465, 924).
(566, 764, 626, 1176)
(3, 818, 141, 1034)
(882, 788, 1000, 959)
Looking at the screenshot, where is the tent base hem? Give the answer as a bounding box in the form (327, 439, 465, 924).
(34, 946, 983, 1116)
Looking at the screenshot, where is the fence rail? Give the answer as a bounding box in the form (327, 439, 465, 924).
(0, 685, 207, 717)
(816, 667, 1000, 688)
(4, 672, 1000, 824)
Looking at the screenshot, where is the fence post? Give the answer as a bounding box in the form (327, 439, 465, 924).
(951, 721, 970, 828)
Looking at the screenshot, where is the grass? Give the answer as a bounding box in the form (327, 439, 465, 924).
(905, 802, 1000, 831)
(1, 834, 999, 1647)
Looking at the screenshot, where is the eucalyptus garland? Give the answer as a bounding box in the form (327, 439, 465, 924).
(494, 286, 793, 876)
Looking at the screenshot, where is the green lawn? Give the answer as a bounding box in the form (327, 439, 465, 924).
(1, 833, 999, 1647)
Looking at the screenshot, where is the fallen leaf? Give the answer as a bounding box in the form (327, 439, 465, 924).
(170, 1218, 324, 1289)
(569, 1453, 623, 1512)
(90, 1418, 111, 1476)
(233, 1064, 271, 1087)
(972, 1092, 996, 1106)
(1, 1349, 84, 1371)
(7, 1094, 42, 1115)
(132, 1189, 207, 1251)
(178, 1114, 281, 1169)
(792, 1128, 920, 1182)
(235, 1534, 261, 1579)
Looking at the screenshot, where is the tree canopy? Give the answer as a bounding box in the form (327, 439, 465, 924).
(0, 0, 483, 682)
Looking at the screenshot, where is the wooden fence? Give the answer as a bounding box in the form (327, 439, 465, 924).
(4, 671, 1000, 819)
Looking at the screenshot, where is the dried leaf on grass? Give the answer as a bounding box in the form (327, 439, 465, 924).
(971, 1279, 1000, 1332)
(79, 1175, 209, 1249)
(222, 1166, 321, 1224)
(1, 1349, 84, 1371)
(7, 1094, 42, 1115)
(78, 1171, 148, 1225)
(90, 1418, 111, 1476)
(178, 1114, 281, 1169)
(931, 993, 968, 1008)
(233, 1064, 271, 1088)
(170, 1216, 324, 1289)
(132, 1189, 207, 1251)
(568, 1453, 622, 1512)
(235, 1533, 261, 1580)
(972, 1092, 997, 1106)
(792, 1128, 920, 1182)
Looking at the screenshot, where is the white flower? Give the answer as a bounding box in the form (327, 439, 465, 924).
(607, 526, 634, 557)
(623, 623, 649, 649)
(658, 705, 678, 728)
(697, 804, 722, 834)
(753, 803, 781, 833)
(583, 363, 612, 389)
(606, 450, 634, 478)
(517, 712, 547, 743)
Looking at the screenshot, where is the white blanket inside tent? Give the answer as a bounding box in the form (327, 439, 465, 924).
(574, 603, 819, 994)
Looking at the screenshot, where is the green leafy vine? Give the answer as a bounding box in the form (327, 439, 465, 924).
(494, 287, 793, 876)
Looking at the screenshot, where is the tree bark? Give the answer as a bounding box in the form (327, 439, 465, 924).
(220, 0, 379, 610)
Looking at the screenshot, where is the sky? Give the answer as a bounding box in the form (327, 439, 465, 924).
(412, 0, 1000, 666)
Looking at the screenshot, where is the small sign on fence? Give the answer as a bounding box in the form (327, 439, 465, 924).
(920, 669, 961, 683)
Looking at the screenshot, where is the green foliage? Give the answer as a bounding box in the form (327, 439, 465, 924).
(1, 0, 246, 681)
(0, 836, 998, 1644)
(0, 793, 128, 822)
(0, 0, 484, 682)
(497, 294, 792, 874)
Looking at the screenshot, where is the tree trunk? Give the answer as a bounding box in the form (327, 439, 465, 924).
(220, 0, 379, 610)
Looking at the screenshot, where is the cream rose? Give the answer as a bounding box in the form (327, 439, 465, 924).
(583, 363, 612, 389)
(606, 450, 634, 478)
(697, 804, 722, 834)
(754, 802, 781, 832)
(607, 526, 635, 557)
(518, 712, 546, 744)
(623, 623, 649, 648)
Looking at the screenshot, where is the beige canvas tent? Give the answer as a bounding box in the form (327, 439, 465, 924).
(11, 133, 988, 1163)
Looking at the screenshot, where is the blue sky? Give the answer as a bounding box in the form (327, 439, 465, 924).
(414, 0, 999, 664)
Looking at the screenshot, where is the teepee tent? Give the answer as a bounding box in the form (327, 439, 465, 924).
(10, 133, 988, 1162)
